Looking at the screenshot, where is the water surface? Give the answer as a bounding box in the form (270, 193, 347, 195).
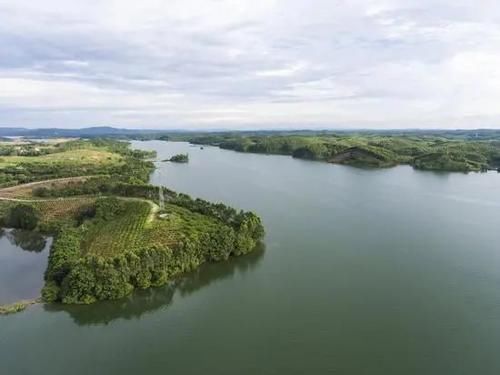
(0, 229, 51, 304)
(1, 141, 500, 375)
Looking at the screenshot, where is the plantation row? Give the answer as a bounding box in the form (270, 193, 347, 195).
(82, 199, 151, 257)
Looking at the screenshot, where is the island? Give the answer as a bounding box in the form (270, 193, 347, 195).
(0, 139, 264, 310)
(163, 153, 189, 163)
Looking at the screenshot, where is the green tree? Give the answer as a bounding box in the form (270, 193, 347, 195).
(6, 204, 40, 230)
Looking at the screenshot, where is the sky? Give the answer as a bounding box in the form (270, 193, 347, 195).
(0, 0, 500, 130)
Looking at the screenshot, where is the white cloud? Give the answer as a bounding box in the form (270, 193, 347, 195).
(0, 0, 499, 128)
(255, 62, 307, 78)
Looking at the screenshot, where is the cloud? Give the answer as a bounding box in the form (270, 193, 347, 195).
(0, 0, 499, 128)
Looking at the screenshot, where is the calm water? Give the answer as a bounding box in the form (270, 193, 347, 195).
(0, 229, 51, 304)
(1, 140, 500, 375)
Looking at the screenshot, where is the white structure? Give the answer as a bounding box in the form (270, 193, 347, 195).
(159, 185, 165, 211)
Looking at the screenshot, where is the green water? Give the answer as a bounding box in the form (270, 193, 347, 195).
(0, 229, 50, 304)
(1, 140, 500, 375)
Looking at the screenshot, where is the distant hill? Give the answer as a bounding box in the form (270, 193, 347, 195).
(0, 127, 167, 138)
(0, 126, 499, 140)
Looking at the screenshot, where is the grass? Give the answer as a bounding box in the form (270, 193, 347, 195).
(0, 138, 154, 188)
(0, 149, 122, 167)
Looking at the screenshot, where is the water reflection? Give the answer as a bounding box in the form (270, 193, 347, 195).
(0, 229, 51, 304)
(44, 244, 265, 326)
(1, 229, 47, 252)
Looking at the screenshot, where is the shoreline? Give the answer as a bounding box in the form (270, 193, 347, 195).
(0, 298, 40, 315)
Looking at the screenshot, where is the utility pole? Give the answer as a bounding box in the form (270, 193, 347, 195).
(156, 159, 165, 211)
(159, 185, 165, 211)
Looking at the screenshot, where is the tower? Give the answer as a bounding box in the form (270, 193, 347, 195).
(159, 185, 165, 211)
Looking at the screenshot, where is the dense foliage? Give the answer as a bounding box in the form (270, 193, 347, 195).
(5, 204, 40, 230)
(187, 134, 500, 172)
(41, 195, 264, 304)
(165, 153, 189, 163)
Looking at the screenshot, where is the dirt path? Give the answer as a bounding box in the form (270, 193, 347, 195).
(0, 176, 99, 198)
(147, 200, 160, 224)
(117, 196, 159, 224)
(0, 176, 160, 224)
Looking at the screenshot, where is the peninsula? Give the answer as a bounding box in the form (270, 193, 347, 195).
(0, 139, 264, 308)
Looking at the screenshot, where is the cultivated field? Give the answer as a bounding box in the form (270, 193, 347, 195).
(0, 149, 121, 167)
(82, 200, 152, 257)
(34, 198, 97, 225)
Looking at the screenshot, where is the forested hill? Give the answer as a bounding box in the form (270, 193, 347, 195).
(1, 127, 500, 140)
(0, 127, 163, 138)
(186, 134, 500, 172)
(2, 126, 500, 172)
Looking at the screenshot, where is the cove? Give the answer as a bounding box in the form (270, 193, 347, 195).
(1, 140, 500, 375)
(0, 229, 51, 305)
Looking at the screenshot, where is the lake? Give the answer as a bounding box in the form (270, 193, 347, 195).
(0, 229, 51, 305)
(1, 140, 500, 374)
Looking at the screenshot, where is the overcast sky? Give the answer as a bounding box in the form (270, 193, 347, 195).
(0, 0, 499, 129)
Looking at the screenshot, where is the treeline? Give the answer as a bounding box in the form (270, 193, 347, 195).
(187, 134, 500, 172)
(55, 139, 156, 160)
(0, 144, 51, 157)
(42, 196, 264, 304)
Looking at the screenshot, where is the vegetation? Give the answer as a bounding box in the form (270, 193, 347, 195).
(0, 138, 264, 307)
(186, 134, 500, 172)
(40, 193, 263, 304)
(0, 300, 37, 315)
(0, 138, 155, 187)
(164, 153, 189, 163)
(4, 204, 40, 230)
(81, 198, 152, 257)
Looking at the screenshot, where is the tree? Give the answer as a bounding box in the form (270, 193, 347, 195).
(6, 204, 40, 230)
(166, 153, 189, 163)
